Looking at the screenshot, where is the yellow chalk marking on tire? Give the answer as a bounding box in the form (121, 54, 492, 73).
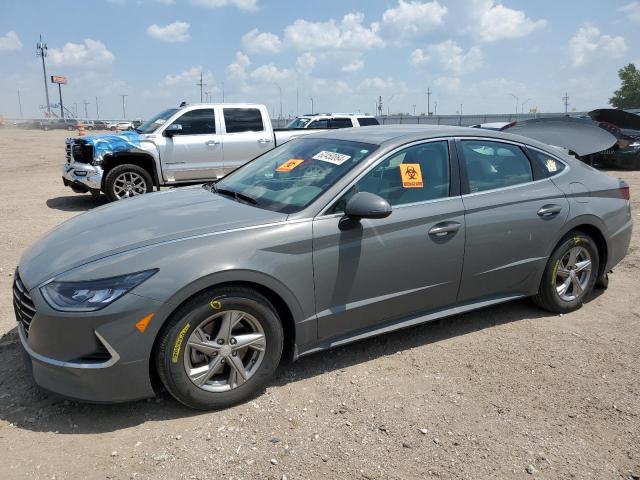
(209, 300, 222, 310)
(172, 323, 191, 363)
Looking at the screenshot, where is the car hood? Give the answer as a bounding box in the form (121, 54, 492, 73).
(19, 186, 287, 288)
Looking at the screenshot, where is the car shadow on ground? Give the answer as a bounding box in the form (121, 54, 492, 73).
(0, 292, 604, 435)
(46, 194, 108, 212)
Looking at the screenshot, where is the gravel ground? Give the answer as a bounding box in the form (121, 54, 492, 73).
(0, 128, 638, 480)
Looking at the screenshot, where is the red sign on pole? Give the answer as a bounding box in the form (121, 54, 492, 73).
(51, 75, 67, 85)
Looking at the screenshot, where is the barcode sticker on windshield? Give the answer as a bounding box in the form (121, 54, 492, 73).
(312, 151, 351, 165)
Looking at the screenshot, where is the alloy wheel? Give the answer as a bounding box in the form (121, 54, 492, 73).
(183, 310, 266, 392)
(113, 171, 147, 198)
(554, 246, 592, 302)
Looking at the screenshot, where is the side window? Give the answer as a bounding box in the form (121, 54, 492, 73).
(307, 119, 329, 129)
(223, 108, 264, 133)
(331, 141, 450, 212)
(357, 117, 380, 126)
(461, 140, 533, 193)
(171, 109, 216, 135)
(527, 148, 567, 177)
(329, 118, 354, 128)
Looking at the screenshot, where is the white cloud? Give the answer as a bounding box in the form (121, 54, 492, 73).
(410, 48, 429, 66)
(359, 77, 394, 91)
(434, 76, 460, 94)
(191, 0, 258, 11)
(296, 52, 316, 75)
(569, 25, 627, 67)
(49, 39, 115, 67)
(242, 28, 282, 53)
(472, 0, 547, 42)
(146, 21, 191, 42)
(619, 2, 640, 24)
(160, 66, 213, 87)
(381, 0, 447, 39)
(430, 40, 482, 74)
(226, 51, 251, 79)
(335, 80, 352, 95)
(249, 63, 292, 82)
(284, 12, 384, 51)
(342, 59, 364, 72)
(0, 31, 22, 52)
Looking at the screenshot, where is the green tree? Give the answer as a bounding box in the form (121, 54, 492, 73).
(610, 63, 640, 109)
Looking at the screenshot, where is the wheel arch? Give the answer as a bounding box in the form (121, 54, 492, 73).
(553, 215, 609, 278)
(102, 152, 159, 189)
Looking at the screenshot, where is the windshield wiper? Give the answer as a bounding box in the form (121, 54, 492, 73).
(215, 187, 258, 205)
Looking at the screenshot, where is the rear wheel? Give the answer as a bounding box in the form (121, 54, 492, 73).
(104, 164, 153, 201)
(155, 287, 284, 410)
(533, 232, 599, 313)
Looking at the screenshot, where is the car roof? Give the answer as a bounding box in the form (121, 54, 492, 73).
(303, 124, 558, 152)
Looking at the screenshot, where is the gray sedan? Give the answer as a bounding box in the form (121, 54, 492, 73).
(14, 126, 632, 409)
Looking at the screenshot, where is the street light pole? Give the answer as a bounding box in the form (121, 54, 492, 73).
(310, 97, 314, 114)
(120, 94, 128, 119)
(274, 83, 282, 119)
(521, 98, 532, 113)
(509, 93, 519, 115)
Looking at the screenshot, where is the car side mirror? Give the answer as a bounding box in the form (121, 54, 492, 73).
(164, 124, 182, 137)
(344, 192, 392, 220)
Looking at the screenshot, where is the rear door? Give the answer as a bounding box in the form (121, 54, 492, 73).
(221, 107, 273, 172)
(157, 108, 224, 181)
(456, 138, 570, 301)
(313, 139, 466, 340)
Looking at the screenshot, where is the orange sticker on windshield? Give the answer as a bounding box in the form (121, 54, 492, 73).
(400, 163, 424, 188)
(276, 159, 304, 172)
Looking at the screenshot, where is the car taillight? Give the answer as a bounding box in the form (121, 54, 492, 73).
(619, 184, 630, 200)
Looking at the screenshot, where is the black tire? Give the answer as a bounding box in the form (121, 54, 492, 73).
(103, 164, 153, 202)
(155, 287, 284, 410)
(595, 273, 609, 290)
(533, 232, 599, 313)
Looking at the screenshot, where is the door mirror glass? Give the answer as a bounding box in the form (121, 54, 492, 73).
(344, 192, 392, 219)
(164, 123, 182, 137)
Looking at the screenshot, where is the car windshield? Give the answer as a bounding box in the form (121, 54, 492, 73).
(285, 117, 311, 129)
(136, 108, 178, 133)
(208, 138, 378, 214)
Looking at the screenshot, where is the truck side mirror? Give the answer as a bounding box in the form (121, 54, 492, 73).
(164, 124, 183, 137)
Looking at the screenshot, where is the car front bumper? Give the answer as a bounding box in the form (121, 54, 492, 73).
(62, 162, 103, 192)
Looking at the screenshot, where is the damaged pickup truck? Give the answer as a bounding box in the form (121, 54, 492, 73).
(62, 103, 318, 201)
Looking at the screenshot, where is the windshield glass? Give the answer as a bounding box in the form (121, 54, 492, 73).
(136, 108, 178, 133)
(285, 117, 311, 129)
(210, 138, 378, 214)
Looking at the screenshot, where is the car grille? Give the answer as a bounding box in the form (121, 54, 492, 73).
(65, 140, 72, 163)
(13, 270, 36, 336)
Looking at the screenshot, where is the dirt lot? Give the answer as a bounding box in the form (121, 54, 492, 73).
(0, 127, 638, 480)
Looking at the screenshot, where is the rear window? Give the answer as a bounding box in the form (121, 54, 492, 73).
(527, 148, 567, 177)
(357, 117, 379, 126)
(329, 118, 354, 128)
(223, 108, 264, 133)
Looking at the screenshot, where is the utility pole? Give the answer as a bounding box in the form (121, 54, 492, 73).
(412, 104, 416, 115)
(296, 88, 299, 116)
(274, 83, 283, 119)
(120, 94, 128, 119)
(95, 96, 99, 119)
(377, 96, 383, 117)
(17, 89, 23, 118)
(221, 81, 225, 102)
(521, 98, 531, 114)
(83, 99, 90, 118)
(562, 92, 569, 113)
(434, 101, 438, 116)
(310, 97, 314, 114)
(509, 93, 519, 115)
(196, 72, 206, 103)
(426, 87, 431, 115)
(36, 35, 51, 116)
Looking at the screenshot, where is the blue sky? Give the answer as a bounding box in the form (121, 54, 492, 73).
(1, 0, 639, 119)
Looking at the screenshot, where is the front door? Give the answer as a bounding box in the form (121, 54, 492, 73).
(312, 140, 466, 341)
(157, 108, 224, 181)
(456, 138, 570, 301)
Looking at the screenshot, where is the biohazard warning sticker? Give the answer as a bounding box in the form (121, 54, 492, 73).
(399, 163, 424, 188)
(312, 151, 351, 165)
(276, 159, 304, 172)
(545, 158, 558, 172)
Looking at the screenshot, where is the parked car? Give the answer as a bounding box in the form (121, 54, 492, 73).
(80, 120, 95, 130)
(63, 103, 321, 201)
(107, 121, 134, 131)
(42, 118, 79, 131)
(286, 113, 379, 129)
(16, 125, 632, 409)
(93, 120, 109, 130)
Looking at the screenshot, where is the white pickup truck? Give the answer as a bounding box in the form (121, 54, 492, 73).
(62, 103, 320, 201)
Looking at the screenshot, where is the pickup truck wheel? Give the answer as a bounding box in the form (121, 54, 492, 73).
(104, 164, 153, 201)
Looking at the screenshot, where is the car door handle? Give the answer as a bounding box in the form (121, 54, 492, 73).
(428, 221, 461, 237)
(258, 138, 272, 144)
(205, 140, 220, 146)
(537, 204, 562, 217)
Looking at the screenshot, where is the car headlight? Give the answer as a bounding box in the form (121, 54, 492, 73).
(40, 269, 158, 312)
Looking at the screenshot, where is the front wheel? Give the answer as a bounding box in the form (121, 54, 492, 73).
(533, 232, 599, 313)
(103, 164, 153, 201)
(155, 287, 284, 410)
